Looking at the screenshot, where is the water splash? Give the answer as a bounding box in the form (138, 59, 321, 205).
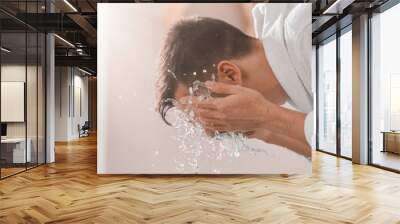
(164, 80, 266, 172)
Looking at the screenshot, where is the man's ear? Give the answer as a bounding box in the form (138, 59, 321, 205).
(216, 61, 243, 85)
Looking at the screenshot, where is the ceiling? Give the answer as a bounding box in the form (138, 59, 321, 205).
(0, 0, 393, 75)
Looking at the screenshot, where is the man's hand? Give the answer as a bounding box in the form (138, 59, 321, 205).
(177, 81, 310, 156)
(193, 81, 279, 133)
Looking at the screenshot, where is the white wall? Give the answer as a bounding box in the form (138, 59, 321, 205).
(97, 4, 311, 174)
(55, 67, 89, 141)
(55, 67, 69, 141)
(72, 73, 89, 138)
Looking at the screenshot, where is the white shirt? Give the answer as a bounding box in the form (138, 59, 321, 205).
(252, 3, 314, 147)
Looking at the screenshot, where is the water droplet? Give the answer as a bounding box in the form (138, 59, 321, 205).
(211, 73, 216, 81)
(234, 151, 240, 158)
(164, 80, 266, 172)
(167, 69, 177, 80)
(188, 87, 193, 95)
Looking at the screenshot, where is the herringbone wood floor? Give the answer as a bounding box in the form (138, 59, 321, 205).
(1, 135, 400, 224)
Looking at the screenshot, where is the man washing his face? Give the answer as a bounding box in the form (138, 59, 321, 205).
(156, 3, 313, 158)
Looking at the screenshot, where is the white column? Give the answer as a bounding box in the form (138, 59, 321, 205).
(352, 14, 369, 164)
(46, 32, 55, 163)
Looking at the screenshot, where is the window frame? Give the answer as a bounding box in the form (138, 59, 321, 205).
(315, 24, 352, 160)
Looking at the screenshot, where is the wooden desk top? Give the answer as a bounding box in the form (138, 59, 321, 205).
(1, 138, 30, 144)
(381, 131, 400, 134)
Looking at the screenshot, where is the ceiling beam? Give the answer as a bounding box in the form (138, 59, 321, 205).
(322, 0, 356, 15)
(55, 55, 96, 70)
(67, 13, 97, 36)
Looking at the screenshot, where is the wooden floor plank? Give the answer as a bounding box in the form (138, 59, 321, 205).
(1, 135, 400, 223)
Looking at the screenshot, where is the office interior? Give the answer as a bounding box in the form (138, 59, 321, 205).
(0, 0, 97, 179)
(314, 0, 400, 172)
(0, 0, 399, 222)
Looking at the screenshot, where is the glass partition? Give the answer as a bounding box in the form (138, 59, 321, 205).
(27, 31, 38, 169)
(0, 31, 28, 177)
(0, 1, 46, 179)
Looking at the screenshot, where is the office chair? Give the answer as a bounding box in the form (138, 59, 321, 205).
(79, 121, 90, 138)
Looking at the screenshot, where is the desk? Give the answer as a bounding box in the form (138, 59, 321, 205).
(1, 138, 31, 163)
(382, 131, 400, 154)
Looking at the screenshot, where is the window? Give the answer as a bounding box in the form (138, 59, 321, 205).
(371, 2, 400, 171)
(339, 28, 352, 158)
(390, 75, 400, 130)
(318, 36, 337, 154)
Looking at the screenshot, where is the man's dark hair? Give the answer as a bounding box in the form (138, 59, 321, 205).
(157, 17, 256, 125)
